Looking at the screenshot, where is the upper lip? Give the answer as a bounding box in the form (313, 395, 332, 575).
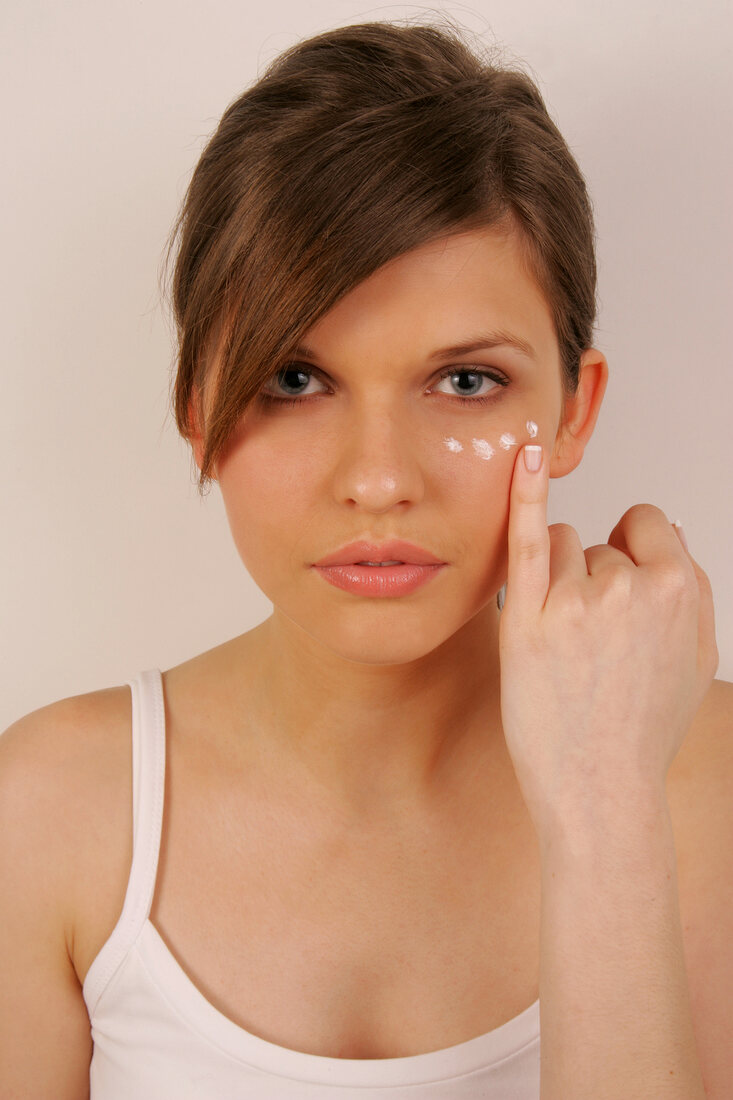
(314, 539, 446, 567)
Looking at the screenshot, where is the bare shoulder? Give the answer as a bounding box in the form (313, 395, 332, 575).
(666, 677, 733, 1097)
(667, 676, 733, 874)
(0, 684, 133, 1097)
(1, 682, 132, 773)
(667, 676, 733, 842)
(0, 684, 134, 979)
(670, 676, 733, 780)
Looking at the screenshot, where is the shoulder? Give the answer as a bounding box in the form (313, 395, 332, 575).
(668, 676, 733, 802)
(2, 682, 132, 763)
(667, 676, 733, 876)
(0, 684, 134, 978)
(670, 676, 733, 920)
(0, 684, 133, 835)
(667, 677, 733, 1096)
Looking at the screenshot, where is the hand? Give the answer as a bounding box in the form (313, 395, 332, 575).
(498, 444, 719, 840)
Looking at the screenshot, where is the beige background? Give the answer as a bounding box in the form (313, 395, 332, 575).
(2, 0, 731, 729)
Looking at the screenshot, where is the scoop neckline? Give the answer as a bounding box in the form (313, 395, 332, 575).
(136, 918, 540, 1087)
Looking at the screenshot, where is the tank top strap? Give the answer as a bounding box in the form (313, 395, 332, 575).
(129, 668, 166, 919)
(82, 668, 166, 1015)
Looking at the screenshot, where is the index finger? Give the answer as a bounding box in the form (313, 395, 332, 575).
(505, 444, 550, 617)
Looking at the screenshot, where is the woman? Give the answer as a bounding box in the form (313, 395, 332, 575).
(1, 19, 730, 1099)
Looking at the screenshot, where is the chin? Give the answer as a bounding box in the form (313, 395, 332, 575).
(313, 635, 445, 668)
(291, 602, 478, 668)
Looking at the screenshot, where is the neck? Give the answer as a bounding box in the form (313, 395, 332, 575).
(235, 601, 510, 822)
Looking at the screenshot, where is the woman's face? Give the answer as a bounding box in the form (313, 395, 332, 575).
(213, 225, 569, 664)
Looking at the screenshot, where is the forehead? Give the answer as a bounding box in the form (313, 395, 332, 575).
(301, 224, 558, 366)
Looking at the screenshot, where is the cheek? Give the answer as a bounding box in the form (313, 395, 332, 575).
(436, 418, 540, 566)
(217, 437, 311, 569)
(437, 439, 513, 512)
(437, 417, 539, 498)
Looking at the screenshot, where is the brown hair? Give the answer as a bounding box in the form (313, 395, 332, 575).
(162, 18, 597, 491)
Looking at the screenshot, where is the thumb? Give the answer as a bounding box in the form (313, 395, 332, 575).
(505, 444, 550, 617)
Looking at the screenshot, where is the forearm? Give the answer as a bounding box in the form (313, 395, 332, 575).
(537, 789, 706, 1099)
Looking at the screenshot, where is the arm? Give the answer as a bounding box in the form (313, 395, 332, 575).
(537, 789, 705, 1099)
(498, 442, 720, 1098)
(0, 708, 93, 1100)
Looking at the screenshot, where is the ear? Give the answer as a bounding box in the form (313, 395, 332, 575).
(549, 348, 608, 478)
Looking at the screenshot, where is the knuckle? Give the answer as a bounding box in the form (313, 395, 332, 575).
(548, 522, 576, 539)
(516, 545, 543, 566)
(555, 586, 588, 627)
(655, 562, 692, 595)
(600, 567, 634, 604)
(516, 536, 548, 564)
(627, 502, 668, 524)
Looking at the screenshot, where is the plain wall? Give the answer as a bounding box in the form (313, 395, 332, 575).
(2, 0, 731, 728)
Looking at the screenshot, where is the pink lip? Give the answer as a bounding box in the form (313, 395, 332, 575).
(313, 539, 446, 568)
(313, 562, 446, 597)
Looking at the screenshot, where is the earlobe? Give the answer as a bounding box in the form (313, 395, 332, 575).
(550, 349, 609, 478)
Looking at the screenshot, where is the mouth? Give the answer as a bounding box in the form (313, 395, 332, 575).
(314, 539, 446, 569)
(312, 559, 447, 598)
(355, 560, 404, 566)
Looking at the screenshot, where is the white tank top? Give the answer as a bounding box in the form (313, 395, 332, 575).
(82, 668, 541, 1097)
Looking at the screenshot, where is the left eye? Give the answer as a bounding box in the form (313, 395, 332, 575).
(433, 368, 507, 400)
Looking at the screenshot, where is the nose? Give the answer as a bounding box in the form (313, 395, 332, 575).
(330, 402, 426, 513)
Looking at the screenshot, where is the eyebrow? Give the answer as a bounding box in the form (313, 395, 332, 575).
(426, 330, 537, 362)
(293, 329, 537, 364)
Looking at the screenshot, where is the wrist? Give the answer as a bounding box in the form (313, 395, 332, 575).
(532, 779, 672, 865)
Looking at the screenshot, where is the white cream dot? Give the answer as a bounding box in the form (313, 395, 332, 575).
(443, 436, 463, 453)
(526, 420, 538, 438)
(499, 432, 516, 450)
(472, 438, 495, 460)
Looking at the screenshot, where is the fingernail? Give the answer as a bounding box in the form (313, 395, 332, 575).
(673, 519, 689, 551)
(524, 444, 542, 472)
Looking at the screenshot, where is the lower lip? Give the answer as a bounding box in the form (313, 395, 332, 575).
(313, 562, 446, 597)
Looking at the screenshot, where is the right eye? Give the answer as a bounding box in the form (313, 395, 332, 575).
(259, 365, 329, 406)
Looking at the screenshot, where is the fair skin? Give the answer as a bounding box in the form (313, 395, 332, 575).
(1, 224, 731, 1097)
(193, 223, 719, 1092)
(201, 224, 606, 821)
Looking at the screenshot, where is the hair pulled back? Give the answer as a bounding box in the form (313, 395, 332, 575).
(164, 18, 597, 489)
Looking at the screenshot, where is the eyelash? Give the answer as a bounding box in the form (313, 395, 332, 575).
(257, 366, 509, 409)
